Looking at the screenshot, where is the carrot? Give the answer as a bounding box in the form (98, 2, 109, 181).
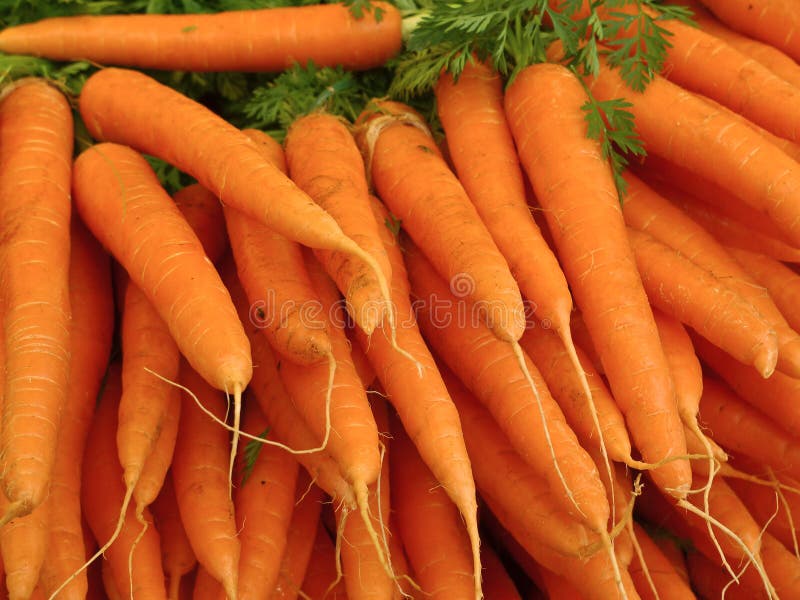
(0, 3, 400, 71)
(697, 0, 800, 63)
(586, 61, 800, 249)
(1, 500, 48, 600)
(171, 362, 240, 599)
(234, 403, 299, 600)
(391, 409, 476, 600)
(622, 171, 800, 378)
(284, 112, 393, 337)
(355, 99, 526, 344)
(686, 551, 766, 600)
(627, 227, 778, 376)
(73, 141, 250, 488)
(728, 247, 800, 333)
(271, 474, 324, 600)
(0, 79, 73, 524)
(628, 522, 695, 600)
(506, 62, 689, 498)
(353, 195, 480, 594)
(172, 184, 227, 265)
(407, 242, 609, 534)
(519, 325, 632, 463)
(699, 376, 800, 483)
(480, 543, 521, 600)
(192, 566, 224, 600)
(37, 217, 113, 600)
(675, 0, 800, 88)
(100, 560, 123, 600)
(79, 68, 378, 262)
(300, 523, 347, 600)
(150, 475, 196, 600)
(80, 365, 168, 600)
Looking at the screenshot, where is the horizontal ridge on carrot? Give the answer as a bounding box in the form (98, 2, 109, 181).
(0, 2, 402, 72)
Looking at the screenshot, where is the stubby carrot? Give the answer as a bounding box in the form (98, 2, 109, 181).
(505, 62, 689, 497)
(0, 79, 72, 524)
(0, 3, 401, 72)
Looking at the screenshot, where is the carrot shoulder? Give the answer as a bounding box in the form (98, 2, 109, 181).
(505, 62, 689, 496)
(0, 2, 401, 72)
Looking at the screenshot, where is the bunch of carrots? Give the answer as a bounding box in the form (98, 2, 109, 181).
(2, 0, 800, 598)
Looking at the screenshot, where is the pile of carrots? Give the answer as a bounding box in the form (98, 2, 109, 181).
(3, 0, 800, 598)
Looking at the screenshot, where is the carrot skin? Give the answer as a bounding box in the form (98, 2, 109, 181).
(0, 3, 401, 72)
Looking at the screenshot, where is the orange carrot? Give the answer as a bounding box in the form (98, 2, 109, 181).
(0, 3, 401, 72)
(356, 99, 525, 343)
(391, 410, 476, 600)
(299, 523, 347, 600)
(1, 500, 48, 600)
(150, 475, 196, 600)
(628, 522, 695, 600)
(506, 62, 689, 497)
(407, 242, 609, 534)
(172, 184, 227, 265)
(192, 566, 224, 600)
(171, 362, 240, 599)
(285, 113, 393, 337)
(81, 366, 168, 600)
(0, 79, 73, 523)
(698, 0, 800, 63)
(586, 61, 800, 249)
(73, 141, 250, 484)
(686, 551, 766, 600)
(271, 475, 324, 600)
(627, 227, 778, 377)
(353, 195, 480, 592)
(39, 218, 114, 600)
(480, 543, 521, 600)
(234, 404, 299, 600)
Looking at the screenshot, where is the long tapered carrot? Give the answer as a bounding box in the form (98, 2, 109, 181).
(0, 2, 401, 72)
(585, 60, 800, 249)
(0, 79, 72, 524)
(390, 409, 477, 600)
(353, 195, 480, 594)
(698, 0, 800, 63)
(39, 218, 114, 600)
(80, 366, 168, 600)
(285, 113, 393, 337)
(356, 99, 525, 343)
(699, 376, 800, 482)
(172, 362, 240, 599)
(506, 62, 689, 497)
(234, 403, 299, 600)
(150, 475, 196, 600)
(622, 171, 800, 378)
(407, 242, 610, 534)
(73, 141, 250, 488)
(627, 227, 778, 376)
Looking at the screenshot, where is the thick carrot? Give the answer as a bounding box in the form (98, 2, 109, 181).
(586, 61, 800, 249)
(407, 243, 610, 533)
(285, 113, 393, 336)
(271, 474, 324, 600)
(79, 68, 376, 264)
(81, 366, 168, 600)
(0, 2, 401, 71)
(234, 404, 299, 600)
(628, 522, 695, 600)
(356, 99, 525, 343)
(627, 227, 778, 377)
(39, 218, 113, 600)
(171, 362, 240, 599)
(73, 142, 250, 483)
(391, 410, 476, 600)
(519, 325, 632, 463)
(172, 184, 227, 265)
(506, 62, 689, 497)
(150, 475, 196, 600)
(353, 195, 480, 592)
(698, 0, 800, 63)
(699, 376, 800, 482)
(0, 79, 72, 523)
(299, 523, 347, 600)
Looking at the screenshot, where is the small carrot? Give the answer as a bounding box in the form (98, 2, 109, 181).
(0, 78, 73, 524)
(171, 362, 240, 599)
(506, 61, 690, 497)
(0, 2, 401, 72)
